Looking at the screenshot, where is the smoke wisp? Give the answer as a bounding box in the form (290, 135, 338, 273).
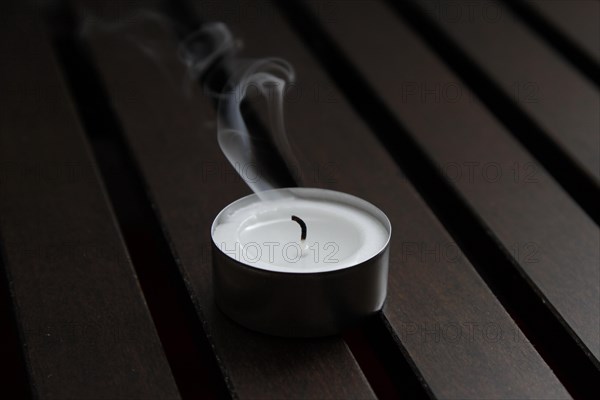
(180, 22, 298, 201)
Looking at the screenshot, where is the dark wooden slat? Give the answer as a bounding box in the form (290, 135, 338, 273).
(523, 0, 600, 65)
(71, 2, 377, 399)
(193, 0, 569, 398)
(0, 11, 180, 400)
(413, 0, 599, 185)
(304, 0, 600, 367)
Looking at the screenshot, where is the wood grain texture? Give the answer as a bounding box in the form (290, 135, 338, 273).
(0, 10, 180, 400)
(524, 0, 600, 64)
(192, 0, 569, 398)
(306, 0, 599, 365)
(413, 0, 600, 184)
(71, 1, 377, 398)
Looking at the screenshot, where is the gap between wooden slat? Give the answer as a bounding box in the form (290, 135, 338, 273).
(501, 0, 599, 87)
(48, 3, 229, 399)
(0, 247, 32, 399)
(276, 0, 599, 397)
(343, 315, 432, 400)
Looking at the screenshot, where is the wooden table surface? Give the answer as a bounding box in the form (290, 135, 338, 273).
(0, 0, 598, 399)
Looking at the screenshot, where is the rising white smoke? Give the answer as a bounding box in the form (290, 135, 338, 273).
(180, 22, 298, 201)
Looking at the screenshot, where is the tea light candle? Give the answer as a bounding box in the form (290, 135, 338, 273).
(211, 188, 391, 337)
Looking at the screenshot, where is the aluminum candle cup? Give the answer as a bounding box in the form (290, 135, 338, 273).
(211, 188, 391, 337)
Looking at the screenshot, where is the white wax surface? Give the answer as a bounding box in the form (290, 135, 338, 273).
(212, 195, 389, 272)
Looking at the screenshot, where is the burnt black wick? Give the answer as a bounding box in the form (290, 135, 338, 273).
(291, 215, 307, 241)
